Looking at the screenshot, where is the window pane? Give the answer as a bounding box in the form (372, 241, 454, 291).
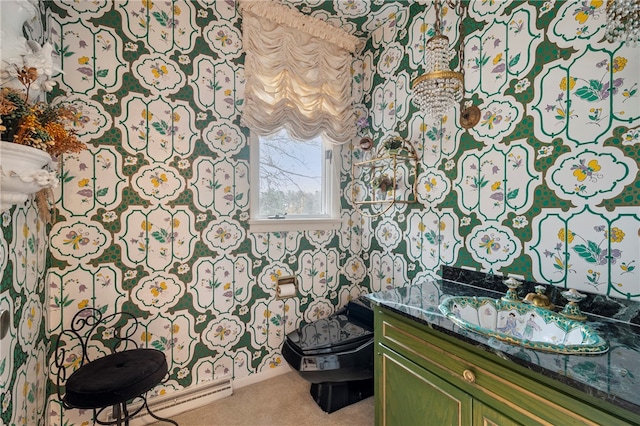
(258, 129, 325, 217)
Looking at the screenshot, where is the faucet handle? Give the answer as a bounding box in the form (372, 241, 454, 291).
(560, 288, 587, 321)
(534, 285, 546, 295)
(502, 277, 522, 302)
(503, 277, 522, 290)
(561, 288, 586, 303)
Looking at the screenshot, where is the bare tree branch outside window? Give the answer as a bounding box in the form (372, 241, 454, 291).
(258, 129, 325, 216)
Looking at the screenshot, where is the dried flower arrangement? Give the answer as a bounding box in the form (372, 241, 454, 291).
(0, 65, 86, 156)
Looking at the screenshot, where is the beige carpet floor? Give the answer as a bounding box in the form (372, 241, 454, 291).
(151, 372, 375, 426)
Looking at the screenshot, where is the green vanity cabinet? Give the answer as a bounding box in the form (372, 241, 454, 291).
(374, 306, 639, 426)
(378, 343, 473, 425)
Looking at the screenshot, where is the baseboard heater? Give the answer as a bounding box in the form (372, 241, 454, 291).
(107, 376, 233, 425)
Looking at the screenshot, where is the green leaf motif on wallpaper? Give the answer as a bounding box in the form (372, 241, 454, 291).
(426, 127, 444, 141)
(508, 53, 521, 68)
(54, 294, 74, 308)
(572, 241, 601, 264)
(152, 11, 172, 27)
(205, 79, 222, 91)
(96, 69, 109, 79)
(575, 80, 603, 102)
(28, 235, 36, 254)
(206, 179, 222, 190)
(507, 188, 519, 200)
(61, 170, 75, 184)
(472, 175, 489, 190)
(152, 336, 173, 351)
(0, 358, 5, 376)
(474, 53, 489, 69)
(425, 230, 440, 245)
(54, 42, 74, 58)
(152, 228, 174, 243)
(621, 261, 636, 274)
(270, 314, 283, 326)
(96, 187, 109, 197)
(152, 120, 175, 135)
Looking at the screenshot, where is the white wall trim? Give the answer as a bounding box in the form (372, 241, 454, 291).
(233, 364, 293, 389)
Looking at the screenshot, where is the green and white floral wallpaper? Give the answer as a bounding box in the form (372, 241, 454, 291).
(0, 0, 638, 425)
(350, 0, 638, 297)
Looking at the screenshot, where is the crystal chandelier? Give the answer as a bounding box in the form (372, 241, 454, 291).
(412, 36, 464, 119)
(412, 0, 469, 122)
(605, 0, 640, 45)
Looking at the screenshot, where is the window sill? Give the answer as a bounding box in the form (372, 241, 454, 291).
(248, 217, 343, 233)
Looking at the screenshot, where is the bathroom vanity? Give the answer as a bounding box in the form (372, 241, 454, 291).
(367, 279, 640, 426)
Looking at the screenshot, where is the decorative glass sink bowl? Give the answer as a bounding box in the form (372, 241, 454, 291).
(438, 296, 609, 355)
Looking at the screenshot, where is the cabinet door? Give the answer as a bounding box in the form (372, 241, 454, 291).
(377, 344, 473, 426)
(473, 401, 521, 426)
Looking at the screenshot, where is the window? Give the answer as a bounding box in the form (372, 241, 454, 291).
(249, 129, 340, 232)
(240, 1, 359, 232)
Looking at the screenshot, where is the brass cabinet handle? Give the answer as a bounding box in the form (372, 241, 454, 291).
(462, 369, 476, 383)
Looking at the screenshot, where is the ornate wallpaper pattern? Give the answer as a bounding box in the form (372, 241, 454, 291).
(0, 1, 637, 425)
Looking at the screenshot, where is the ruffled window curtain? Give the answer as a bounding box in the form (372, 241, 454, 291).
(239, 0, 361, 145)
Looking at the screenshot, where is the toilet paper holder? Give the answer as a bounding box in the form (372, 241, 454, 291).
(276, 275, 297, 299)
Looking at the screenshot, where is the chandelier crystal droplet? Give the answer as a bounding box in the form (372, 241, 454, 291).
(605, 0, 640, 46)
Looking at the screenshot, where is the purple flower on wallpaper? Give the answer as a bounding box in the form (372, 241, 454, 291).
(599, 249, 622, 265)
(492, 63, 506, 74)
(77, 67, 93, 76)
(356, 116, 369, 130)
(490, 192, 504, 201)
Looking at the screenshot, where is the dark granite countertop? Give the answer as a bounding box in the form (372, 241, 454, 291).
(366, 279, 640, 416)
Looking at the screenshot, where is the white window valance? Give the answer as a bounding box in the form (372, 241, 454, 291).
(239, 0, 360, 145)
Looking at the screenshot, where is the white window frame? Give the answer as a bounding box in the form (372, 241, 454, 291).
(248, 131, 342, 233)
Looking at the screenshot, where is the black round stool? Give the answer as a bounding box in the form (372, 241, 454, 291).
(54, 309, 178, 425)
